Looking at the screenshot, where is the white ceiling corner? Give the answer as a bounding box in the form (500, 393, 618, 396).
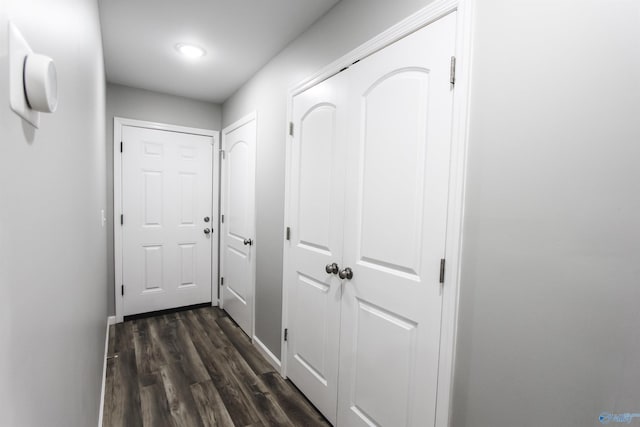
(98, 0, 340, 104)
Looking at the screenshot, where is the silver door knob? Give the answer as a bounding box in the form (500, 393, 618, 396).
(339, 267, 353, 280)
(243, 238, 253, 246)
(325, 263, 339, 274)
(204, 228, 211, 235)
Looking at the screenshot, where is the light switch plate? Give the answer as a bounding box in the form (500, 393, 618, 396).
(9, 21, 40, 128)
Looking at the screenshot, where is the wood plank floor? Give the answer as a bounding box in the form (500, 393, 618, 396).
(103, 307, 330, 427)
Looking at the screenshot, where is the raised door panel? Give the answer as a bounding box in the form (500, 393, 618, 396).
(143, 171, 163, 226)
(297, 104, 336, 254)
(338, 12, 456, 427)
(179, 173, 196, 225)
(178, 243, 196, 288)
(143, 245, 163, 293)
(358, 70, 429, 279)
(227, 141, 250, 240)
(291, 273, 331, 382)
(348, 300, 417, 427)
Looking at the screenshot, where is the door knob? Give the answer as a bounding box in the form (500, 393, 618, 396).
(243, 238, 253, 246)
(338, 267, 353, 280)
(204, 228, 211, 235)
(325, 263, 339, 275)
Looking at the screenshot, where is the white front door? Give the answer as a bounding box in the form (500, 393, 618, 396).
(338, 12, 456, 427)
(285, 73, 348, 425)
(121, 125, 213, 316)
(220, 114, 257, 337)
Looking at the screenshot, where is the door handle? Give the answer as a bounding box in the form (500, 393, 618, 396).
(325, 263, 339, 275)
(243, 238, 253, 246)
(204, 228, 211, 235)
(339, 267, 353, 280)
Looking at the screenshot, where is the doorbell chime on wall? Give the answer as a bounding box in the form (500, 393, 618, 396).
(8, 22, 59, 129)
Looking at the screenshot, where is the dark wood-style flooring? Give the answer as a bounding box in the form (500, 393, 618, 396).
(103, 307, 330, 427)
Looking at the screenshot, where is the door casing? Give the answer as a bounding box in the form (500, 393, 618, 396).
(281, 0, 476, 426)
(113, 117, 221, 323)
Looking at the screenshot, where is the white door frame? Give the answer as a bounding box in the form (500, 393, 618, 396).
(281, 0, 475, 425)
(113, 117, 221, 323)
(219, 112, 258, 339)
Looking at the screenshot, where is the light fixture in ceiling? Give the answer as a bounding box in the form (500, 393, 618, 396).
(175, 43, 206, 59)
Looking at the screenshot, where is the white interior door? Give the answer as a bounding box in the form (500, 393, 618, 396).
(121, 125, 213, 316)
(285, 73, 348, 425)
(338, 12, 457, 427)
(220, 114, 256, 337)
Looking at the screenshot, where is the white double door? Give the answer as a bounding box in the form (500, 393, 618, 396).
(285, 12, 456, 426)
(121, 125, 214, 316)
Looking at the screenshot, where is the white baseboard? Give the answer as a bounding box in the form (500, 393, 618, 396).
(98, 317, 112, 426)
(253, 335, 282, 372)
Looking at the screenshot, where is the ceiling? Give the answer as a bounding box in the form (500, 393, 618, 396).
(98, 0, 340, 103)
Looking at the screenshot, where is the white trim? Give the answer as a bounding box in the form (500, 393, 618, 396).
(219, 112, 258, 340)
(114, 117, 218, 137)
(435, 1, 474, 425)
(113, 117, 220, 323)
(212, 130, 222, 307)
(281, 1, 474, 426)
(281, 103, 293, 377)
(287, 0, 458, 98)
(97, 317, 111, 427)
(220, 112, 256, 135)
(253, 335, 282, 373)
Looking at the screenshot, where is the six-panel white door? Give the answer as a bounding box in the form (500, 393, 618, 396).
(121, 125, 213, 316)
(220, 114, 257, 337)
(285, 72, 348, 425)
(337, 12, 456, 427)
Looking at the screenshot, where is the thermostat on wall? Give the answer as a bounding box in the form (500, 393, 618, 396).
(24, 53, 58, 113)
(8, 21, 58, 128)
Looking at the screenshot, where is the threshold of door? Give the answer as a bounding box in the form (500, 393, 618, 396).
(123, 302, 212, 322)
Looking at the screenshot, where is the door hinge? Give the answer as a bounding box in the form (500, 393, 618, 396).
(439, 258, 446, 284)
(450, 56, 456, 86)
(289, 122, 294, 137)
(284, 328, 288, 341)
(285, 227, 291, 241)
(120, 214, 123, 225)
(121, 285, 124, 296)
(120, 141, 123, 153)
(220, 277, 224, 286)
(220, 149, 225, 159)
(221, 214, 224, 223)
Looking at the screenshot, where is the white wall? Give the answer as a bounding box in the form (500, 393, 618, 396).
(105, 83, 222, 314)
(224, 0, 640, 423)
(452, 1, 640, 426)
(0, 0, 107, 425)
(222, 0, 436, 359)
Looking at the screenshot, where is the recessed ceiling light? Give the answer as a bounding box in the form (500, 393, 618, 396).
(175, 43, 206, 58)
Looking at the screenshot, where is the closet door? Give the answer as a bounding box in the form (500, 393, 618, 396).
(284, 72, 348, 424)
(338, 12, 457, 427)
(220, 114, 257, 337)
